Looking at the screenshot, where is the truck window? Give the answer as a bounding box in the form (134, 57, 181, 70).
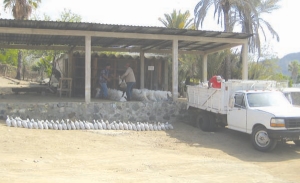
(283, 92, 292, 104)
(247, 92, 291, 107)
(234, 93, 245, 108)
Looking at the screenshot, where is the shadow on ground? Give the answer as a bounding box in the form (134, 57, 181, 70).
(166, 121, 300, 162)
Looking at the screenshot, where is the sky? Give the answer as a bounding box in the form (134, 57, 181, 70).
(1, 0, 299, 58)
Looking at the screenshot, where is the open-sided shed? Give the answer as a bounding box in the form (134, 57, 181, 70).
(0, 19, 252, 102)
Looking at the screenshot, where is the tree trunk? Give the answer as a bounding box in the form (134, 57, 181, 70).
(222, 0, 231, 81)
(15, 50, 23, 80)
(225, 54, 231, 81)
(4, 65, 7, 77)
(22, 64, 26, 80)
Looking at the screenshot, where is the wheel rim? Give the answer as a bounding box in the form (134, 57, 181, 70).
(255, 130, 270, 147)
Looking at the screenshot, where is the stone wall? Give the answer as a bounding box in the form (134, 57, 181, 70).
(0, 100, 195, 123)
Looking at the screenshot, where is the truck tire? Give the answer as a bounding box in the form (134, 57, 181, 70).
(293, 140, 300, 146)
(208, 113, 216, 132)
(251, 126, 277, 152)
(196, 114, 210, 132)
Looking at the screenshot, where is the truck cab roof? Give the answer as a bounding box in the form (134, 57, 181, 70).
(281, 87, 300, 93)
(235, 90, 281, 94)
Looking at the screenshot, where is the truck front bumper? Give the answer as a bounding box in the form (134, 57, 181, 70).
(267, 129, 300, 140)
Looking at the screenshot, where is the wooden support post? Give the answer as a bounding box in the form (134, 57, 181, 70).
(164, 59, 168, 91)
(85, 35, 91, 103)
(172, 39, 178, 100)
(203, 54, 208, 82)
(140, 51, 145, 89)
(242, 43, 248, 80)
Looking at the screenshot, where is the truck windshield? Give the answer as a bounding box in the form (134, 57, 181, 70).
(247, 92, 292, 107)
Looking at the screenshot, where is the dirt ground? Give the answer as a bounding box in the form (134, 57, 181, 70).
(0, 76, 300, 183)
(0, 76, 94, 103)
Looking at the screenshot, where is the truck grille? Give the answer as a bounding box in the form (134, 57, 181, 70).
(285, 118, 300, 129)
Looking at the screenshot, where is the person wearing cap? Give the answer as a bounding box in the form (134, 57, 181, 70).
(120, 63, 136, 101)
(208, 75, 222, 88)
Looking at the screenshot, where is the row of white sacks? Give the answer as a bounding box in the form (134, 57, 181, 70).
(95, 88, 172, 102)
(5, 116, 173, 131)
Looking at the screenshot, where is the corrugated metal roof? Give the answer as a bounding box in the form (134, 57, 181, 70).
(0, 19, 252, 53)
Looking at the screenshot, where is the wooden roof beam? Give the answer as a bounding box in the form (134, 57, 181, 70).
(186, 42, 216, 51)
(204, 43, 242, 54)
(142, 40, 170, 50)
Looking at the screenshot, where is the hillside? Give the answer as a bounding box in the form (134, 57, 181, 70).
(278, 52, 300, 76)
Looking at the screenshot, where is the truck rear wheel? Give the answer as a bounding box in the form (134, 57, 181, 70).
(208, 113, 216, 132)
(293, 140, 300, 146)
(196, 113, 210, 132)
(251, 126, 277, 152)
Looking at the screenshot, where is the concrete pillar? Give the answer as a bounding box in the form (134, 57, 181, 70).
(140, 51, 145, 89)
(85, 35, 91, 103)
(164, 59, 169, 91)
(172, 39, 178, 100)
(242, 43, 248, 80)
(202, 54, 208, 82)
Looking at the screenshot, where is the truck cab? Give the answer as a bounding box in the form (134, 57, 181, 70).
(229, 90, 300, 151)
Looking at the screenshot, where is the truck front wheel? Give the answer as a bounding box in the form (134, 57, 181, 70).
(251, 126, 277, 152)
(293, 140, 300, 146)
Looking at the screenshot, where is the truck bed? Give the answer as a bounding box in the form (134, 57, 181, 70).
(187, 80, 278, 114)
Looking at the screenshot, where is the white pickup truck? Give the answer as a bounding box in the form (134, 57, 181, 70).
(187, 80, 300, 152)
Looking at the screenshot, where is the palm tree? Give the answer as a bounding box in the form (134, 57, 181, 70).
(159, 9, 195, 29)
(235, 0, 280, 58)
(194, 0, 257, 80)
(288, 60, 300, 83)
(194, 0, 256, 32)
(3, 0, 41, 80)
(194, 0, 280, 80)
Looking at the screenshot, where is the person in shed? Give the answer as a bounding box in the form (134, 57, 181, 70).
(120, 63, 136, 101)
(99, 63, 113, 99)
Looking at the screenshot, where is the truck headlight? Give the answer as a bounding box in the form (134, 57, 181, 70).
(270, 118, 285, 127)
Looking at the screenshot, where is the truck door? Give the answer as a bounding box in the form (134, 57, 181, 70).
(227, 93, 247, 132)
